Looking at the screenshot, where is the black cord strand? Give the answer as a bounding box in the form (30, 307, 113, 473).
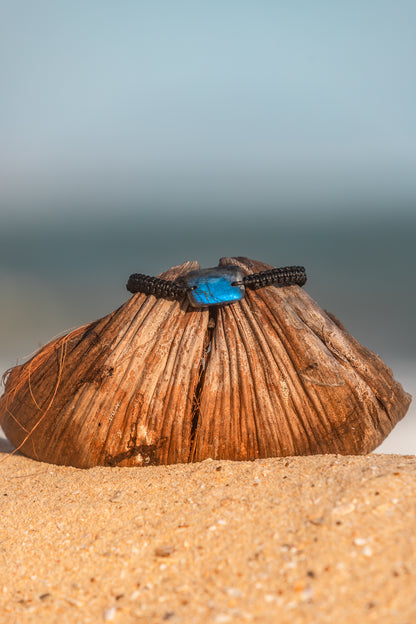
(242, 266, 306, 289)
(126, 273, 188, 298)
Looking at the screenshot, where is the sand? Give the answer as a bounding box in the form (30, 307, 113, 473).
(1, 440, 415, 624)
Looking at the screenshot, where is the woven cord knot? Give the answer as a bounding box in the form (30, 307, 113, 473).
(126, 274, 188, 298)
(243, 266, 306, 290)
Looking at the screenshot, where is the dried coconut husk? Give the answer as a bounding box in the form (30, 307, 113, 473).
(0, 257, 411, 467)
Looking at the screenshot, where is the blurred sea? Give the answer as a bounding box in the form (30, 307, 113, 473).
(0, 209, 414, 453)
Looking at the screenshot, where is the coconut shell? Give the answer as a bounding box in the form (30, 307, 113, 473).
(0, 257, 411, 467)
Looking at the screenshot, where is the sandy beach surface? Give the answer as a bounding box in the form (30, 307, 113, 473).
(1, 443, 415, 624)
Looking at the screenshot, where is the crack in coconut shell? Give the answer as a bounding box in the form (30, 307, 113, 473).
(188, 309, 216, 463)
(0, 257, 412, 467)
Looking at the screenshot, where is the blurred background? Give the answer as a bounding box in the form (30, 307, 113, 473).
(1, 1, 415, 452)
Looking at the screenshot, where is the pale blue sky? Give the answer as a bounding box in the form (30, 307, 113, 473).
(2, 0, 416, 218)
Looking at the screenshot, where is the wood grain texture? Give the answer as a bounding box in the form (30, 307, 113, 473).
(1, 262, 209, 467)
(191, 257, 411, 460)
(0, 257, 411, 466)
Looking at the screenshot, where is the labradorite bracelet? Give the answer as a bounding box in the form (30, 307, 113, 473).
(126, 265, 307, 308)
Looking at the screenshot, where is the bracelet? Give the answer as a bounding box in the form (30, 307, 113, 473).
(126, 264, 306, 308)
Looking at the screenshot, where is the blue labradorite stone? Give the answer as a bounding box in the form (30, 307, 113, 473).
(184, 266, 245, 307)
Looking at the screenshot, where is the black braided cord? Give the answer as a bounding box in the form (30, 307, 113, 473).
(126, 265, 307, 298)
(242, 266, 306, 289)
(126, 274, 188, 298)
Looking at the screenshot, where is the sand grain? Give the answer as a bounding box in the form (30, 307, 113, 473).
(1, 442, 415, 623)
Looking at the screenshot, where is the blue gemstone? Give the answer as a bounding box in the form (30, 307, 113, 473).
(184, 266, 245, 307)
